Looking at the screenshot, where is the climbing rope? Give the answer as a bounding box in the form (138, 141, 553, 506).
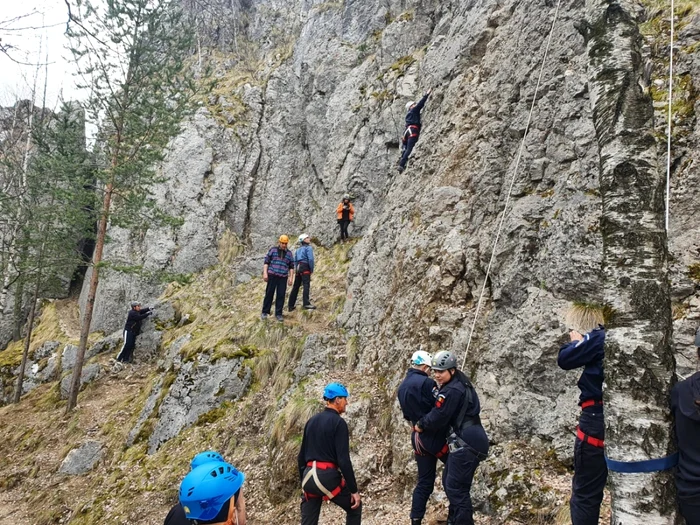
(461, 0, 563, 369)
(664, 0, 675, 232)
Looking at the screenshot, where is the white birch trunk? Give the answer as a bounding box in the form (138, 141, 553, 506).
(584, 0, 676, 523)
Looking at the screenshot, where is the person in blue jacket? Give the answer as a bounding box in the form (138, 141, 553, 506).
(671, 338, 700, 525)
(289, 233, 316, 311)
(398, 349, 447, 525)
(414, 351, 488, 525)
(398, 88, 432, 173)
(557, 307, 606, 525)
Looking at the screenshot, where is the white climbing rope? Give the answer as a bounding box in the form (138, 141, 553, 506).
(664, 0, 675, 232)
(461, 0, 563, 369)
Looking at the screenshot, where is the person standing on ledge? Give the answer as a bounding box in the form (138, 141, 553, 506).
(398, 87, 432, 174)
(557, 305, 607, 525)
(289, 233, 316, 311)
(116, 301, 152, 363)
(261, 235, 295, 322)
(336, 195, 355, 243)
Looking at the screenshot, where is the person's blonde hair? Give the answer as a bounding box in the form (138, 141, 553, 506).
(565, 303, 605, 334)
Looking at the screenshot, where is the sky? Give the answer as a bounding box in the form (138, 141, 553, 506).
(0, 0, 83, 110)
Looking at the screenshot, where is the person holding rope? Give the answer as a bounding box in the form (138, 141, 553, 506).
(414, 351, 488, 525)
(671, 330, 700, 525)
(557, 306, 607, 525)
(298, 382, 362, 525)
(398, 88, 431, 173)
(398, 350, 448, 525)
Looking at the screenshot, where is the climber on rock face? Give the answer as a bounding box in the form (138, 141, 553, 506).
(289, 233, 316, 311)
(298, 382, 362, 525)
(336, 195, 355, 243)
(115, 301, 153, 363)
(398, 88, 432, 174)
(397, 350, 449, 525)
(557, 306, 607, 525)
(261, 235, 295, 322)
(671, 333, 700, 525)
(164, 459, 247, 525)
(414, 351, 488, 525)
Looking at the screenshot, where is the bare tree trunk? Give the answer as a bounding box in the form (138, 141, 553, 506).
(65, 183, 113, 412)
(13, 275, 41, 403)
(584, 0, 676, 523)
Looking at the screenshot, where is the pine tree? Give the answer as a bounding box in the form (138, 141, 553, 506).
(64, 0, 196, 411)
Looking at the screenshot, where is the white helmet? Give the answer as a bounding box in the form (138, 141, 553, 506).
(405, 101, 416, 112)
(411, 350, 433, 366)
(298, 233, 309, 244)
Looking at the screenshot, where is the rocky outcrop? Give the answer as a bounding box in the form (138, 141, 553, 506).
(58, 441, 103, 475)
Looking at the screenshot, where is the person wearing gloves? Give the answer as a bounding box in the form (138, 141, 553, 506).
(116, 301, 153, 363)
(289, 233, 316, 311)
(398, 349, 448, 525)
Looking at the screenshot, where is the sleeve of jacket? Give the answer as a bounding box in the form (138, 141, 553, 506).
(336, 203, 343, 218)
(422, 377, 438, 403)
(414, 93, 429, 112)
(335, 419, 358, 492)
(418, 387, 460, 431)
(286, 250, 294, 269)
(298, 423, 308, 482)
(349, 203, 355, 221)
(557, 333, 599, 370)
(308, 248, 315, 272)
(264, 248, 273, 266)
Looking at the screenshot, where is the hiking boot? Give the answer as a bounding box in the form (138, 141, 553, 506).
(398, 165, 405, 173)
(303, 304, 316, 310)
(276, 315, 284, 322)
(411, 519, 422, 525)
(261, 313, 269, 320)
(288, 305, 296, 312)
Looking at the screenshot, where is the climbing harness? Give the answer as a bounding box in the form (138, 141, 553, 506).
(576, 426, 605, 448)
(302, 460, 345, 500)
(664, 0, 675, 231)
(413, 432, 449, 458)
(460, 0, 563, 370)
(580, 399, 603, 409)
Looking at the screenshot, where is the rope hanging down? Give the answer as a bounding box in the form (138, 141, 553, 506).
(664, 0, 675, 232)
(461, 0, 563, 370)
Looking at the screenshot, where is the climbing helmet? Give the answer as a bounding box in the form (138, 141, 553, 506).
(179, 461, 245, 521)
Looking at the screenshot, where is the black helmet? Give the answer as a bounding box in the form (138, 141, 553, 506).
(432, 351, 457, 371)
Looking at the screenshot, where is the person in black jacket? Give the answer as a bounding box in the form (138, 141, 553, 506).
(557, 306, 606, 525)
(298, 382, 361, 525)
(414, 351, 488, 525)
(671, 340, 700, 525)
(398, 88, 431, 173)
(398, 349, 447, 525)
(115, 301, 153, 363)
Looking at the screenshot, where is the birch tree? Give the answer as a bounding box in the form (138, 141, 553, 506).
(582, 0, 675, 522)
(64, 0, 195, 412)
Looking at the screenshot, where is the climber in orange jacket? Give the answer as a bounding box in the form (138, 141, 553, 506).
(336, 195, 355, 243)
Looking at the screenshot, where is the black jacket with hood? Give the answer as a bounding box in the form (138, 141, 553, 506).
(671, 371, 700, 502)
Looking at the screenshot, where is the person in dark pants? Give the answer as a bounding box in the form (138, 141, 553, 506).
(414, 351, 488, 525)
(558, 306, 607, 525)
(298, 382, 362, 525)
(165, 460, 246, 525)
(398, 350, 449, 525)
(671, 338, 700, 525)
(115, 301, 152, 363)
(289, 233, 316, 311)
(398, 88, 432, 173)
(261, 235, 295, 322)
(336, 195, 355, 242)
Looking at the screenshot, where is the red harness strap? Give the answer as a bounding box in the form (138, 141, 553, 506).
(306, 461, 337, 469)
(434, 443, 449, 459)
(580, 399, 603, 409)
(576, 426, 605, 448)
(303, 477, 346, 501)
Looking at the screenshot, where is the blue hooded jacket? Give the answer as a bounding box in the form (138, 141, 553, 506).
(294, 244, 314, 273)
(558, 326, 605, 405)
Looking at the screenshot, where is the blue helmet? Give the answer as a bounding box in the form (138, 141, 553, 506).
(190, 450, 224, 469)
(323, 382, 349, 400)
(179, 461, 245, 521)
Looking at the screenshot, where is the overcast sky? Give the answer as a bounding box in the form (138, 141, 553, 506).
(1, 0, 83, 110)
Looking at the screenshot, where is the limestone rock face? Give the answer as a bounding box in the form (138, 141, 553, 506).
(81, 0, 699, 461)
(58, 441, 103, 475)
(60, 363, 101, 399)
